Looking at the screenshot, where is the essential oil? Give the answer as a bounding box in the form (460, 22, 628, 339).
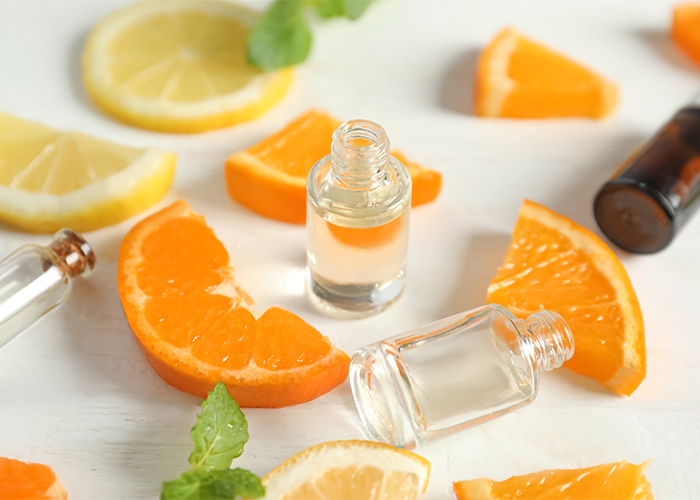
(0, 229, 95, 349)
(594, 100, 700, 253)
(350, 304, 574, 449)
(306, 120, 411, 318)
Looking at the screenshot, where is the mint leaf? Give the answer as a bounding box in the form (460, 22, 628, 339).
(247, 0, 312, 71)
(189, 382, 249, 470)
(162, 383, 263, 500)
(343, 0, 371, 20)
(313, 0, 345, 18)
(162, 468, 264, 500)
(313, 0, 372, 20)
(162, 469, 206, 499)
(202, 469, 265, 499)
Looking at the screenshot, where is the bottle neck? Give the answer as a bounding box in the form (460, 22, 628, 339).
(330, 119, 390, 190)
(516, 311, 574, 373)
(47, 229, 96, 278)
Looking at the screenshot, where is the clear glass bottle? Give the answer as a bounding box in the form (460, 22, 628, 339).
(306, 119, 412, 318)
(350, 304, 574, 449)
(0, 229, 95, 349)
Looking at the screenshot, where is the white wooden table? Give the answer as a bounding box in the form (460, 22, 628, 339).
(1, 0, 699, 498)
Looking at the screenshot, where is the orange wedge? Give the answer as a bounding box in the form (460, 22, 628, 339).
(476, 27, 618, 119)
(673, 3, 700, 68)
(262, 440, 431, 500)
(117, 200, 350, 407)
(224, 109, 442, 223)
(391, 150, 442, 207)
(454, 460, 653, 500)
(487, 200, 645, 396)
(0, 457, 67, 500)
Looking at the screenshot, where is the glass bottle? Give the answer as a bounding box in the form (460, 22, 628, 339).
(594, 96, 700, 253)
(350, 304, 574, 449)
(0, 229, 95, 349)
(306, 119, 412, 318)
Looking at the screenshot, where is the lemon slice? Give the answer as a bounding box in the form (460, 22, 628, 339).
(82, 0, 293, 133)
(262, 440, 431, 500)
(0, 113, 176, 232)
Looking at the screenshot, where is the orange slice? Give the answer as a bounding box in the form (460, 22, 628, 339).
(224, 109, 442, 223)
(262, 440, 431, 500)
(673, 3, 700, 68)
(487, 200, 646, 396)
(476, 27, 618, 119)
(82, 1, 293, 133)
(0, 457, 67, 500)
(454, 460, 653, 500)
(117, 200, 350, 407)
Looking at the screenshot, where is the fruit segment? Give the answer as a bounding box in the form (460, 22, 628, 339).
(476, 27, 618, 119)
(82, 0, 293, 133)
(487, 200, 646, 396)
(0, 457, 67, 500)
(453, 460, 653, 500)
(117, 200, 350, 407)
(0, 113, 175, 233)
(224, 109, 442, 224)
(262, 440, 430, 500)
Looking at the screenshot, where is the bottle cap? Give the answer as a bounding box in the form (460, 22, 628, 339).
(593, 182, 674, 254)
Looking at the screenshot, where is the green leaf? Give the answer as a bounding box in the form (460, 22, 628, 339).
(343, 0, 371, 20)
(204, 469, 265, 499)
(312, 0, 372, 20)
(189, 382, 249, 470)
(162, 468, 265, 500)
(162, 469, 207, 499)
(161, 383, 262, 500)
(247, 0, 312, 71)
(313, 0, 345, 18)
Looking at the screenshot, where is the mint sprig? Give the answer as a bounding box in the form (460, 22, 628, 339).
(162, 468, 265, 500)
(161, 383, 264, 500)
(189, 382, 249, 470)
(247, 0, 373, 71)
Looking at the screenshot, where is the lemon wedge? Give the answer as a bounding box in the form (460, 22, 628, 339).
(262, 440, 431, 500)
(82, 0, 293, 133)
(0, 113, 176, 232)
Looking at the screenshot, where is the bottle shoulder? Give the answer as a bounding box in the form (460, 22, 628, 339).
(308, 155, 412, 219)
(2, 245, 55, 268)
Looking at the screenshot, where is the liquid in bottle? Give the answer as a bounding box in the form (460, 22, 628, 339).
(0, 229, 95, 349)
(595, 98, 700, 253)
(350, 304, 574, 449)
(306, 120, 411, 318)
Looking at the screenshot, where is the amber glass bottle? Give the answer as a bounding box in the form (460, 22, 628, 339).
(594, 101, 700, 253)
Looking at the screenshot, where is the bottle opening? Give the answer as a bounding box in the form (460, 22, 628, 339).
(334, 119, 389, 154)
(521, 310, 574, 372)
(330, 120, 390, 190)
(49, 229, 96, 278)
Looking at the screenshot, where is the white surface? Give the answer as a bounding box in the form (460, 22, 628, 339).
(1, 0, 699, 498)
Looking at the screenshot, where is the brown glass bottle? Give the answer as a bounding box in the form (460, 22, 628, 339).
(594, 103, 700, 253)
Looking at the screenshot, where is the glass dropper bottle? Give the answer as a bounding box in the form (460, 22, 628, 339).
(0, 229, 95, 349)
